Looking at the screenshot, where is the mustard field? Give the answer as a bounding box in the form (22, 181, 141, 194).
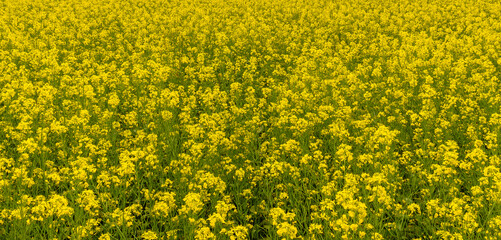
(1, 0, 500, 239)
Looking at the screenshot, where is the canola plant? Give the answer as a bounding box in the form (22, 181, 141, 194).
(0, 0, 500, 239)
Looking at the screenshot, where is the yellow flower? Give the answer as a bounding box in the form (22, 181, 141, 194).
(98, 233, 111, 240)
(270, 207, 295, 226)
(195, 227, 215, 240)
(227, 226, 248, 240)
(77, 190, 100, 216)
(152, 191, 176, 217)
(407, 203, 421, 215)
(276, 222, 297, 239)
(372, 232, 384, 240)
(107, 93, 120, 108)
(141, 230, 158, 240)
(308, 223, 323, 235)
(179, 193, 204, 215)
(235, 168, 245, 181)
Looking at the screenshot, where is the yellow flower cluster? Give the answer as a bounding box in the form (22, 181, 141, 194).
(1, 0, 500, 239)
(270, 207, 298, 239)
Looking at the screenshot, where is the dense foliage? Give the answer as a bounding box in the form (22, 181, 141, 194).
(1, 0, 500, 239)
